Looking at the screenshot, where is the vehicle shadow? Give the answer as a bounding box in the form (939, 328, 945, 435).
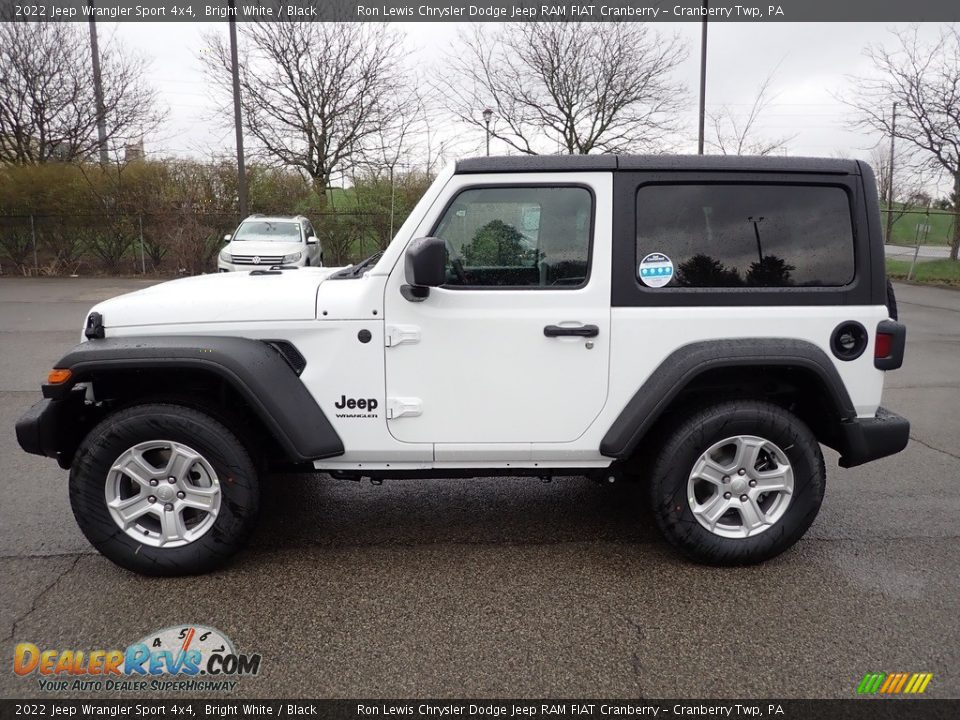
(249, 472, 659, 552)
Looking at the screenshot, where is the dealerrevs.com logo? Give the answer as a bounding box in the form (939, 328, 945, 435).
(13, 625, 261, 693)
(857, 672, 934, 695)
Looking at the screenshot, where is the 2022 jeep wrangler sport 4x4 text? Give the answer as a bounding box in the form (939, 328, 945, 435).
(16, 155, 909, 575)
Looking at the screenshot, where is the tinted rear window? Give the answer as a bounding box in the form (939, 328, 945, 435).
(635, 184, 855, 288)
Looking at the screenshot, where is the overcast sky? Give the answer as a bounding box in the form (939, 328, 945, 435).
(101, 21, 947, 191)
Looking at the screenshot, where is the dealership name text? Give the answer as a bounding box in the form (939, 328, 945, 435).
(355, 5, 785, 19)
(355, 705, 785, 718)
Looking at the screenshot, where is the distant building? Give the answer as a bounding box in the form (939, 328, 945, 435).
(124, 140, 145, 162)
(51, 142, 72, 161)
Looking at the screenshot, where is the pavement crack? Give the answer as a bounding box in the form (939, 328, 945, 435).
(2, 554, 82, 644)
(624, 618, 648, 698)
(887, 383, 960, 390)
(0, 550, 97, 560)
(899, 301, 960, 313)
(909, 435, 960, 461)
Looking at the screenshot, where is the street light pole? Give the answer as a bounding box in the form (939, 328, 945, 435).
(697, 0, 709, 155)
(228, 0, 248, 219)
(87, 0, 109, 165)
(749, 216, 765, 263)
(885, 101, 898, 244)
(389, 164, 396, 242)
(482, 108, 493, 156)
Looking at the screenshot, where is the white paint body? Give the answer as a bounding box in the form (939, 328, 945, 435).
(86, 164, 891, 471)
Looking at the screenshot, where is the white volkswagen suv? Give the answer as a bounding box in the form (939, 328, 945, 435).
(218, 214, 323, 271)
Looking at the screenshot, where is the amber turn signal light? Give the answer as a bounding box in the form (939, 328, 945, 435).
(46, 368, 72, 385)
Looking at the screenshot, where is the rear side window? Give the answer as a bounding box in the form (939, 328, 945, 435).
(433, 186, 593, 288)
(635, 184, 855, 288)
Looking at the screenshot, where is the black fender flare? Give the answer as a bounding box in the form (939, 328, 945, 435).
(45, 335, 344, 462)
(599, 338, 856, 459)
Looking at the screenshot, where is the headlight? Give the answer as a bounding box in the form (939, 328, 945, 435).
(282, 251, 302, 264)
(219, 250, 232, 262)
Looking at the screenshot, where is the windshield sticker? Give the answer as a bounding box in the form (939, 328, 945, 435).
(638, 252, 674, 288)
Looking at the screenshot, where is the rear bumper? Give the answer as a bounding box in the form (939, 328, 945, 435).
(838, 406, 910, 468)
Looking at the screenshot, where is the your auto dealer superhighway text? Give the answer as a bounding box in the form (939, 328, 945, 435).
(356, 5, 781, 18)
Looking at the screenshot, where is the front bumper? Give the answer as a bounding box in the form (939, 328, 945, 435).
(218, 258, 307, 272)
(15, 398, 57, 457)
(837, 406, 910, 468)
(16, 389, 89, 468)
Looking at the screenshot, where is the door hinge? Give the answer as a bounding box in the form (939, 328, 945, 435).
(387, 397, 423, 419)
(385, 324, 421, 347)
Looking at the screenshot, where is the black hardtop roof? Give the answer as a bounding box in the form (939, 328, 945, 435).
(455, 154, 861, 175)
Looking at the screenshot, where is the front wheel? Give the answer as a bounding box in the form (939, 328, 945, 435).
(70, 404, 260, 576)
(648, 400, 825, 565)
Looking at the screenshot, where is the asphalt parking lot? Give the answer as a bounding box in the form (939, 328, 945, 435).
(0, 277, 958, 699)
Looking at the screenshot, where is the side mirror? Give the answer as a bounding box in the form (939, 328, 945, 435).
(306, 239, 317, 246)
(223, 234, 232, 242)
(402, 237, 447, 301)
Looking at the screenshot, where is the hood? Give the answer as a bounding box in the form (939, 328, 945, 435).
(224, 240, 305, 259)
(89, 268, 342, 330)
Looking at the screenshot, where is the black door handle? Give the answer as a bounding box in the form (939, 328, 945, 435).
(544, 324, 599, 338)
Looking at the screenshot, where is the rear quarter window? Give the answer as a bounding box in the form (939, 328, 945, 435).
(636, 184, 855, 288)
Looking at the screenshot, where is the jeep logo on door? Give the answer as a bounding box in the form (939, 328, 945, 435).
(334, 395, 378, 418)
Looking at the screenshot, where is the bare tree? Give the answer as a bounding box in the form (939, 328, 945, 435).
(845, 25, 960, 259)
(201, 22, 417, 206)
(438, 23, 687, 155)
(0, 22, 162, 165)
(422, 117, 455, 179)
(865, 144, 936, 241)
(706, 70, 795, 156)
(351, 91, 428, 243)
(361, 89, 426, 184)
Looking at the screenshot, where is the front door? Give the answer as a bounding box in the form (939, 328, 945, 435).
(383, 175, 612, 451)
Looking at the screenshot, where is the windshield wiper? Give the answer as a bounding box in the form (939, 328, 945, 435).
(332, 251, 383, 279)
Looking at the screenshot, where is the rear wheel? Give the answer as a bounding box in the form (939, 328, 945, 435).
(648, 400, 825, 565)
(70, 404, 260, 576)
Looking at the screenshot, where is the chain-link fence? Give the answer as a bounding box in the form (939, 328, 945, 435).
(3, 206, 956, 277)
(0, 211, 393, 277)
(880, 207, 957, 247)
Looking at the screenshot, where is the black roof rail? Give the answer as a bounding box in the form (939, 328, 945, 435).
(455, 154, 860, 175)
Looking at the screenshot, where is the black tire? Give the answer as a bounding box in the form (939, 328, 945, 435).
(886, 278, 899, 320)
(69, 404, 260, 576)
(648, 400, 825, 566)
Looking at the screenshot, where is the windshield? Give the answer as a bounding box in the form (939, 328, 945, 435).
(233, 221, 301, 243)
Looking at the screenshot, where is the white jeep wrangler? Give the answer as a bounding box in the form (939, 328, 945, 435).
(16, 155, 909, 575)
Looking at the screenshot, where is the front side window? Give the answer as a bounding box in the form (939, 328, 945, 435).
(233, 221, 302, 243)
(433, 186, 593, 287)
(635, 184, 855, 288)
